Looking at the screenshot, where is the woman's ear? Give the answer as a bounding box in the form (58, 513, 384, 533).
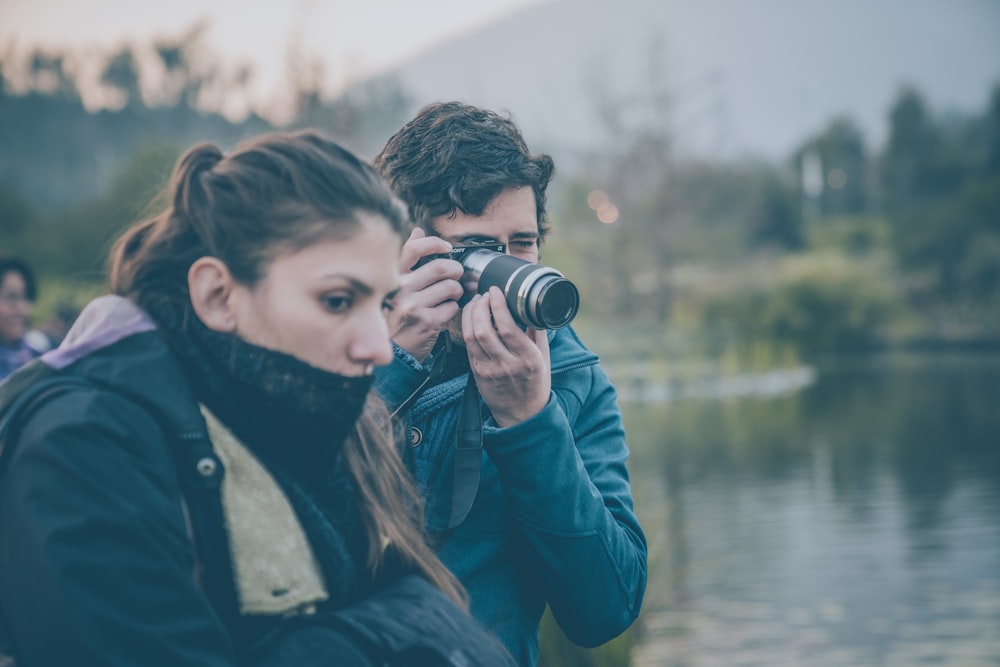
(188, 257, 236, 332)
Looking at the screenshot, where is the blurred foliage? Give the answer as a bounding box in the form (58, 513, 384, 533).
(551, 80, 1000, 361)
(877, 85, 1000, 326)
(0, 29, 412, 210)
(4, 142, 180, 282)
(699, 257, 899, 357)
(1, 31, 414, 310)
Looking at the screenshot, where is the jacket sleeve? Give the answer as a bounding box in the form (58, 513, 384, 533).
(0, 386, 237, 667)
(484, 361, 648, 647)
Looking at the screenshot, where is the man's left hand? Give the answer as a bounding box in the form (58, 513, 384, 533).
(462, 286, 551, 428)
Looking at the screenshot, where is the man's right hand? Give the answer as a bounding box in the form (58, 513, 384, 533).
(390, 228, 465, 363)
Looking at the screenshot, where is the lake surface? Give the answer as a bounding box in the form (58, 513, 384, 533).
(624, 352, 1000, 667)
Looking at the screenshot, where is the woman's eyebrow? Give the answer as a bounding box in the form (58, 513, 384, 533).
(318, 274, 373, 295)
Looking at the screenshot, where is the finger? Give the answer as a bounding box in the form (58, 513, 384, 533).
(484, 287, 535, 353)
(467, 293, 509, 357)
(402, 259, 465, 297)
(399, 232, 453, 273)
(402, 274, 465, 307)
(462, 294, 491, 359)
(484, 288, 522, 337)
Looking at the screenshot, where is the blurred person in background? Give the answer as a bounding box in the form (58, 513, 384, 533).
(0, 255, 42, 381)
(0, 130, 513, 667)
(373, 101, 647, 665)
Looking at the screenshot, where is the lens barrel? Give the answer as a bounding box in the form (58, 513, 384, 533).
(459, 249, 579, 329)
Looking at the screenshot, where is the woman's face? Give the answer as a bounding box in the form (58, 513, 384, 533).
(227, 214, 401, 377)
(0, 270, 32, 346)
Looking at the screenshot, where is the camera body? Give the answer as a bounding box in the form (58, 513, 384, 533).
(417, 243, 579, 330)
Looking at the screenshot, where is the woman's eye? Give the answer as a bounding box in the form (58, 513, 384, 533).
(323, 295, 353, 313)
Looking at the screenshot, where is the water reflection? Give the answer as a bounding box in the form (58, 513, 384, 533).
(626, 352, 1000, 666)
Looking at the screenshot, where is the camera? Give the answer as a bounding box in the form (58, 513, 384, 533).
(417, 243, 579, 330)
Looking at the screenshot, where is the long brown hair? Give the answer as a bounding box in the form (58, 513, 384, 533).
(109, 129, 465, 606)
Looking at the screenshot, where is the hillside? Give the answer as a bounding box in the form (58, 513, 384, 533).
(380, 0, 1000, 162)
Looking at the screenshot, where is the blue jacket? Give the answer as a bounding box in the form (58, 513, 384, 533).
(375, 326, 647, 665)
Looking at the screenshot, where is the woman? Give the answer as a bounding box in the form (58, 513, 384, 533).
(0, 256, 42, 381)
(0, 131, 513, 666)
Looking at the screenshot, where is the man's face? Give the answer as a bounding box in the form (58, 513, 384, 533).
(429, 186, 539, 341)
(430, 186, 540, 263)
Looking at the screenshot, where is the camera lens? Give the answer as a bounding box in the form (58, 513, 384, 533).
(464, 250, 579, 329)
(532, 276, 579, 329)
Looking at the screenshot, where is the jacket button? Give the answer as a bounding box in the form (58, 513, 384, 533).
(196, 457, 218, 476)
(407, 426, 422, 447)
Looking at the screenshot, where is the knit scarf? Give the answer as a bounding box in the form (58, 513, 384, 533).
(145, 297, 375, 605)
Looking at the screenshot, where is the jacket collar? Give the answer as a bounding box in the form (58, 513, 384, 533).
(39, 295, 207, 438)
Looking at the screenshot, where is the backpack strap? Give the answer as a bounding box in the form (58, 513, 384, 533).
(0, 375, 100, 478)
(0, 375, 105, 667)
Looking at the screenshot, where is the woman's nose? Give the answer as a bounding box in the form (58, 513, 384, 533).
(353, 309, 394, 370)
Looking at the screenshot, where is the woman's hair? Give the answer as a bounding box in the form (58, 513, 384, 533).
(0, 255, 37, 302)
(108, 129, 465, 606)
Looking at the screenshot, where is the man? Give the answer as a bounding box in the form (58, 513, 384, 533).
(372, 101, 647, 665)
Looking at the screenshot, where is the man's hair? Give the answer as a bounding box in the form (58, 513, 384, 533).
(373, 101, 555, 240)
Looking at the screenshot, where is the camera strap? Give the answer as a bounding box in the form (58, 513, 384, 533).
(447, 371, 482, 531)
(390, 333, 483, 537)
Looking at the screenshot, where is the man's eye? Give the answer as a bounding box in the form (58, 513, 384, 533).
(323, 295, 353, 313)
(382, 298, 396, 313)
(511, 240, 537, 250)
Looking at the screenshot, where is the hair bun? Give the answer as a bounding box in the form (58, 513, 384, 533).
(174, 142, 224, 219)
(186, 144, 224, 174)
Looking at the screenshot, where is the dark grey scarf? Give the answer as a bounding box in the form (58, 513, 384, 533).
(145, 296, 377, 605)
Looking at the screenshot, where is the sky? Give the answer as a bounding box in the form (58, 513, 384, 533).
(1, 0, 549, 112)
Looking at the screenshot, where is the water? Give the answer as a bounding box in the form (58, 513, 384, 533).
(625, 352, 1000, 667)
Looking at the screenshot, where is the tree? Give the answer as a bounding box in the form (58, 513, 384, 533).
(878, 86, 969, 216)
(877, 82, 1000, 321)
(983, 83, 1000, 175)
(579, 33, 679, 324)
(0, 185, 38, 249)
(100, 46, 142, 109)
(751, 172, 804, 250)
(25, 49, 80, 102)
(805, 116, 869, 216)
(152, 23, 217, 111)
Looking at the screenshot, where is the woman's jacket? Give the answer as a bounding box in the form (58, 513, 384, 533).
(0, 295, 513, 667)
